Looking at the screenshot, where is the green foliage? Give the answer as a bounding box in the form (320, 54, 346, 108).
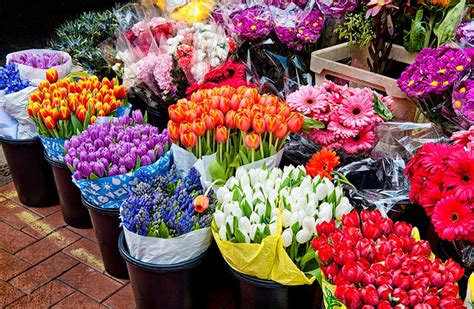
(335, 9, 376, 47)
(49, 6, 121, 78)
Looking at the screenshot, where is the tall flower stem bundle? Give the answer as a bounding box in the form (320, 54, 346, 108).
(168, 86, 304, 182)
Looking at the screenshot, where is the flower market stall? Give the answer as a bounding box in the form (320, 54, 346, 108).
(0, 0, 473, 308)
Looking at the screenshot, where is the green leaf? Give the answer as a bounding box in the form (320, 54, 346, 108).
(239, 149, 250, 165)
(134, 156, 141, 170)
(373, 94, 394, 121)
(302, 116, 324, 134)
(434, 0, 465, 46)
(158, 222, 170, 238)
(291, 222, 301, 235)
(300, 248, 316, 270)
(83, 103, 93, 129)
(208, 159, 226, 181)
(265, 200, 271, 221)
(242, 200, 252, 218)
(404, 9, 428, 52)
(229, 155, 241, 169)
(89, 173, 99, 180)
(226, 222, 233, 240)
(264, 225, 271, 236)
(233, 216, 239, 235)
(234, 228, 246, 243)
(70, 114, 83, 134)
(143, 111, 148, 124)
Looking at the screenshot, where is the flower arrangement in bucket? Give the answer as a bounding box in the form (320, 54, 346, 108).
(286, 80, 394, 155)
(212, 165, 353, 285)
(168, 85, 304, 183)
(27, 69, 129, 162)
(119, 164, 215, 264)
(64, 111, 171, 209)
(312, 210, 466, 308)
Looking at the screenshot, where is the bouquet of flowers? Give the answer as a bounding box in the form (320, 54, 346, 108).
(65, 111, 171, 209)
(168, 85, 304, 183)
(6, 49, 72, 83)
(0, 64, 37, 139)
(120, 165, 215, 264)
(287, 81, 393, 154)
(405, 140, 473, 244)
(312, 210, 466, 308)
(27, 69, 129, 162)
(452, 67, 474, 125)
(315, 0, 358, 19)
(457, 21, 474, 46)
(212, 165, 353, 285)
(398, 44, 472, 132)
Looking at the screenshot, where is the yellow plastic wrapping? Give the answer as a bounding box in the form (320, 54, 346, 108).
(171, 0, 215, 24)
(466, 273, 474, 308)
(212, 213, 316, 286)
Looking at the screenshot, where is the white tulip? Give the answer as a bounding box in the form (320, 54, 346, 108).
(258, 169, 268, 183)
(218, 226, 227, 241)
(250, 212, 260, 224)
(300, 177, 312, 192)
(282, 209, 292, 228)
(336, 200, 352, 218)
(214, 210, 225, 228)
(222, 202, 232, 217)
(235, 167, 246, 180)
(225, 216, 234, 233)
(307, 200, 317, 212)
(226, 177, 238, 190)
(256, 203, 266, 216)
(324, 178, 335, 194)
(282, 228, 293, 247)
(269, 223, 277, 235)
(249, 224, 259, 240)
(335, 187, 343, 199)
(252, 192, 265, 204)
(319, 202, 333, 222)
(303, 216, 316, 234)
(240, 174, 250, 188)
(298, 210, 307, 224)
(244, 232, 251, 243)
(223, 192, 232, 203)
(270, 168, 282, 180)
(271, 208, 278, 218)
(230, 204, 243, 218)
(290, 212, 300, 226)
(216, 187, 229, 203)
(296, 229, 311, 244)
(315, 183, 328, 201)
(239, 217, 251, 234)
(249, 169, 259, 185)
(242, 185, 253, 200)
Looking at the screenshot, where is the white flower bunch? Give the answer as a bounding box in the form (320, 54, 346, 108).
(213, 167, 283, 243)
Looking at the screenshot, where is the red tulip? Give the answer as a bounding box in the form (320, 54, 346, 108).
(362, 269, 376, 286)
(410, 240, 431, 257)
(341, 285, 361, 309)
(342, 211, 360, 227)
(392, 270, 413, 290)
(392, 288, 409, 306)
(215, 125, 229, 143)
(407, 289, 424, 307)
(360, 210, 383, 223)
(274, 123, 288, 139)
(252, 116, 266, 134)
(444, 258, 464, 281)
(59, 106, 70, 120)
(168, 121, 180, 141)
(113, 85, 127, 99)
(341, 261, 364, 284)
(44, 116, 56, 130)
(244, 132, 260, 150)
(362, 223, 383, 240)
(265, 115, 280, 133)
(320, 263, 339, 280)
(377, 284, 393, 301)
(193, 195, 209, 213)
(361, 285, 379, 306)
(45, 68, 59, 83)
(393, 222, 412, 237)
(317, 243, 334, 264)
(191, 119, 206, 137)
(236, 114, 251, 131)
(424, 294, 440, 308)
(180, 129, 197, 148)
(287, 113, 304, 133)
(376, 300, 392, 309)
(316, 220, 336, 236)
(379, 218, 393, 236)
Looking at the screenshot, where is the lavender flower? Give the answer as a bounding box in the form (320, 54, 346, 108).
(65, 111, 170, 180)
(232, 6, 274, 41)
(120, 165, 215, 238)
(8, 51, 70, 69)
(316, 0, 358, 19)
(0, 64, 30, 94)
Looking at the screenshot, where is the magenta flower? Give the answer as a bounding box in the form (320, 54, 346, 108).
(231, 6, 274, 41)
(453, 79, 474, 123)
(316, 0, 358, 19)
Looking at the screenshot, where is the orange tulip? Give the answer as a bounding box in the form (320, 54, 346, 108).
(236, 114, 251, 131)
(219, 97, 231, 114)
(97, 110, 105, 117)
(278, 103, 291, 118)
(38, 80, 50, 92)
(76, 107, 87, 123)
(101, 77, 113, 89)
(180, 129, 197, 148)
(29, 91, 42, 102)
(113, 85, 127, 99)
(252, 116, 266, 134)
(265, 115, 280, 133)
(274, 123, 288, 139)
(225, 110, 236, 128)
(168, 121, 180, 141)
(210, 96, 220, 109)
(45, 69, 59, 83)
(102, 102, 111, 115)
(230, 94, 240, 110)
(193, 195, 209, 213)
(59, 106, 70, 120)
(287, 113, 304, 133)
(191, 91, 205, 102)
(44, 116, 56, 130)
(90, 115, 97, 124)
(50, 108, 60, 121)
(26, 104, 34, 117)
(244, 132, 261, 150)
(179, 123, 191, 135)
(210, 109, 225, 126)
(203, 114, 215, 130)
(39, 108, 49, 120)
(215, 125, 229, 143)
(191, 119, 206, 137)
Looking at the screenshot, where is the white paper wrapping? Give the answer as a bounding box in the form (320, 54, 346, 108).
(1, 86, 38, 139)
(124, 227, 212, 264)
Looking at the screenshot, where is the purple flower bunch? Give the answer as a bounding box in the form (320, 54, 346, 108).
(453, 78, 474, 123)
(65, 111, 170, 180)
(231, 6, 274, 41)
(8, 51, 69, 69)
(315, 0, 358, 19)
(274, 9, 325, 51)
(398, 45, 471, 100)
(456, 21, 474, 46)
(0, 64, 30, 94)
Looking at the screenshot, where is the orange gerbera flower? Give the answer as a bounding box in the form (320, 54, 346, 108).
(421, 0, 452, 7)
(306, 149, 340, 180)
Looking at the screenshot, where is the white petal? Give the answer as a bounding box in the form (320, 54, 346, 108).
(214, 210, 225, 228)
(282, 228, 293, 247)
(239, 217, 251, 234)
(218, 226, 227, 241)
(296, 229, 311, 244)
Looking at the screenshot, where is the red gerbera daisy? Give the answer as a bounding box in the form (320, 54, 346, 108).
(432, 196, 474, 242)
(416, 143, 454, 174)
(445, 150, 474, 201)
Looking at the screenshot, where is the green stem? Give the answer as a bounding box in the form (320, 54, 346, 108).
(251, 149, 255, 163)
(425, 14, 436, 48)
(259, 143, 264, 160)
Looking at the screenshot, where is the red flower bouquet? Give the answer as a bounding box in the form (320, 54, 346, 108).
(312, 210, 466, 309)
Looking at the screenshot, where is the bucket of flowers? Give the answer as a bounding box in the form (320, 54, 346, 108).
(64, 110, 172, 278)
(211, 165, 353, 307)
(312, 209, 467, 308)
(118, 164, 215, 308)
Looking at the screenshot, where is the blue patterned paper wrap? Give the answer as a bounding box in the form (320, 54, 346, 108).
(39, 135, 66, 162)
(73, 151, 172, 209)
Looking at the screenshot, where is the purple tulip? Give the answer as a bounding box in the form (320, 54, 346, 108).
(132, 110, 144, 124)
(124, 154, 136, 170)
(108, 165, 119, 176)
(140, 155, 151, 166)
(94, 161, 106, 177)
(78, 162, 92, 178)
(119, 165, 128, 175)
(73, 171, 82, 181)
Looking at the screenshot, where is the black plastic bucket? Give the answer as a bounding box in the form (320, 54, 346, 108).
(45, 156, 91, 228)
(82, 196, 128, 279)
(0, 137, 58, 206)
(118, 231, 207, 309)
(146, 105, 169, 131)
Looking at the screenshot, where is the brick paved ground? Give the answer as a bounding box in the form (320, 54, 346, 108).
(0, 182, 234, 308)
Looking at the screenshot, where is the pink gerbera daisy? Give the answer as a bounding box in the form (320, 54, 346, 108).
(341, 125, 376, 154)
(327, 113, 358, 138)
(445, 150, 474, 201)
(338, 93, 375, 128)
(432, 196, 474, 241)
(308, 128, 337, 146)
(287, 85, 327, 116)
(451, 126, 474, 150)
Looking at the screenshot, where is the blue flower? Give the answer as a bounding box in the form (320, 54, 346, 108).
(0, 64, 30, 94)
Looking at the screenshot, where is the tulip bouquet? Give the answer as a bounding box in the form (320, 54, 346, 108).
(405, 141, 474, 244)
(212, 165, 353, 285)
(287, 81, 393, 154)
(168, 85, 304, 183)
(398, 44, 472, 132)
(119, 164, 215, 264)
(312, 210, 466, 308)
(27, 69, 129, 161)
(64, 111, 172, 209)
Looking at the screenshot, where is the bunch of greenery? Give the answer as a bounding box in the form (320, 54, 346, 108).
(335, 9, 375, 48)
(49, 7, 120, 78)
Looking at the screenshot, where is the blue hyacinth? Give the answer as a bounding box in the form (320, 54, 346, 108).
(0, 64, 30, 94)
(120, 165, 215, 238)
